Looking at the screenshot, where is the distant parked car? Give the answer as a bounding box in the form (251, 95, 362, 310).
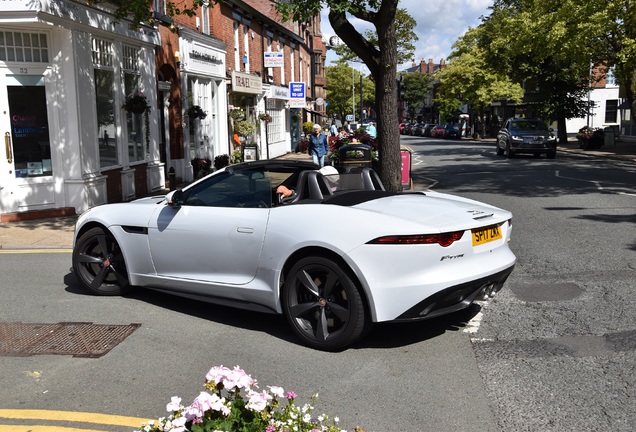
(403, 123, 414, 135)
(422, 124, 437, 137)
(411, 123, 425, 136)
(431, 125, 446, 138)
(496, 117, 557, 158)
(399, 122, 407, 134)
(443, 124, 461, 139)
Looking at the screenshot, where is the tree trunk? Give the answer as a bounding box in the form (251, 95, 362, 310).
(557, 117, 568, 143)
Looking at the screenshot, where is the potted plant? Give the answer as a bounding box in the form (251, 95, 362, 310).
(123, 91, 151, 152)
(187, 105, 207, 120)
(229, 108, 246, 122)
(122, 91, 150, 114)
(233, 120, 255, 139)
(213, 154, 230, 170)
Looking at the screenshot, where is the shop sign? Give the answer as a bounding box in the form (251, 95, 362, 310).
(289, 82, 305, 108)
(184, 41, 225, 77)
(232, 70, 262, 95)
(264, 52, 284, 68)
(268, 86, 289, 100)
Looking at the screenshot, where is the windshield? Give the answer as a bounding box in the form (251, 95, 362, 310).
(511, 119, 549, 131)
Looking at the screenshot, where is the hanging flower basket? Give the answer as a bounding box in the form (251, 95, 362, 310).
(123, 91, 151, 152)
(233, 120, 255, 138)
(123, 92, 151, 114)
(187, 105, 207, 120)
(258, 113, 272, 123)
(229, 108, 246, 121)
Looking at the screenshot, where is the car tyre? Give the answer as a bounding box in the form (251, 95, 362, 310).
(72, 227, 130, 296)
(282, 255, 367, 351)
(505, 142, 515, 158)
(496, 143, 504, 156)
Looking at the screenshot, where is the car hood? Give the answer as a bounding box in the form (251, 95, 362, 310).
(352, 191, 510, 231)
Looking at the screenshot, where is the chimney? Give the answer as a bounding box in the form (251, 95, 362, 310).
(428, 58, 433, 74)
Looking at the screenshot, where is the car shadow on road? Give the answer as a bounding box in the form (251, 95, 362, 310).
(64, 271, 482, 350)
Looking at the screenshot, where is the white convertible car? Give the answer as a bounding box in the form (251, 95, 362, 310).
(72, 160, 516, 351)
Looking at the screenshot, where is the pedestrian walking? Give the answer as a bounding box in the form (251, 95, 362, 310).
(309, 124, 329, 167)
(330, 122, 338, 137)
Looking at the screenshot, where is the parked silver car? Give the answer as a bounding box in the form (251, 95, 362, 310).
(496, 118, 557, 158)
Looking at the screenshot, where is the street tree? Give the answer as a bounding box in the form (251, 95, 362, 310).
(401, 72, 432, 120)
(331, 8, 418, 67)
(325, 63, 375, 122)
(278, 0, 404, 191)
(436, 26, 524, 135)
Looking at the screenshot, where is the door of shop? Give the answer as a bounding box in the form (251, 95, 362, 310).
(0, 73, 53, 216)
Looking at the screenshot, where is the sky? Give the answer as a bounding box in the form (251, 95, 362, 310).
(320, 0, 494, 71)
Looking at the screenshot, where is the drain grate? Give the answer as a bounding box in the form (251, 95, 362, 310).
(0, 322, 140, 358)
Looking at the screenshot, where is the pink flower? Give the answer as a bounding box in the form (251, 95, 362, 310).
(246, 390, 273, 412)
(268, 386, 285, 398)
(286, 391, 297, 399)
(205, 365, 229, 384)
(166, 396, 182, 412)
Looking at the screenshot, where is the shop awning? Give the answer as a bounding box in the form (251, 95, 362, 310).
(304, 108, 327, 117)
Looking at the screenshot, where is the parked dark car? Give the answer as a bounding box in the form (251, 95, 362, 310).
(496, 117, 557, 158)
(411, 123, 425, 136)
(402, 123, 414, 135)
(443, 124, 461, 139)
(422, 124, 437, 137)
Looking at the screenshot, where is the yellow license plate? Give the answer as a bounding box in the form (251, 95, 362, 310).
(472, 224, 503, 246)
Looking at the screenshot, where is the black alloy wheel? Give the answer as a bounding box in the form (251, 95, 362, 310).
(72, 227, 130, 295)
(283, 256, 367, 351)
(505, 141, 515, 158)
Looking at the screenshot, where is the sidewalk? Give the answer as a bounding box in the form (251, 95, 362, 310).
(0, 138, 634, 250)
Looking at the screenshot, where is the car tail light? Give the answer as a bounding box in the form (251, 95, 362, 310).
(367, 231, 464, 247)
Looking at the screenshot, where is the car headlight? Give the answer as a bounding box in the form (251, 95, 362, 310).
(510, 135, 523, 141)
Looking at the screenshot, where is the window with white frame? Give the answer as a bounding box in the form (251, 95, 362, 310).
(267, 36, 273, 81)
(606, 67, 617, 87)
(605, 100, 618, 123)
(0, 31, 49, 62)
(92, 37, 118, 168)
(153, 0, 165, 14)
(122, 45, 145, 163)
(233, 21, 240, 70)
(266, 101, 285, 144)
(279, 40, 285, 85)
(201, 1, 210, 35)
(243, 25, 250, 72)
(290, 44, 295, 82)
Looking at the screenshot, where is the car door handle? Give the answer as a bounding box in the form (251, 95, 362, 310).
(237, 227, 254, 234)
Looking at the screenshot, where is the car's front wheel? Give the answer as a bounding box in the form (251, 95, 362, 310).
(505, 142, 515, 158)
(496, 142, 504, 156)
(282, 256, 367, 351)
(72, 227, 130, 296)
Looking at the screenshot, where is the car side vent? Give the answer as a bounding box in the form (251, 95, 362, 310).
(122, 226, 148, 235)
(472, 213, 494, 220)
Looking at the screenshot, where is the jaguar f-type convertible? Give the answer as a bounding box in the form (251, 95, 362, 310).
(72, 160, 516, 351)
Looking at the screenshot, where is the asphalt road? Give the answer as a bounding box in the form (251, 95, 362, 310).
(1, 136, 635, 431)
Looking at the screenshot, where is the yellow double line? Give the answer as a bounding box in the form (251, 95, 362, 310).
(0, 249, 71, 254)
(0, 409, 150, 431)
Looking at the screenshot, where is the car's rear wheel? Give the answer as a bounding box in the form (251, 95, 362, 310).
(282, 256, 367, 351)
(73, 227, 130, 296)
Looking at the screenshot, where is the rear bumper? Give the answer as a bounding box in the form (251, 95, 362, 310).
(393, 265, 515, 321)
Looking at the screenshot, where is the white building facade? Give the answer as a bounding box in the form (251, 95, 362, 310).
(0, 0, 162, 220)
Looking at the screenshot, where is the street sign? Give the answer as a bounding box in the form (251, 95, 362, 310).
(346, 114, 354, 121)
(289, 82, 305, 108)
(315, 98, 324, 106)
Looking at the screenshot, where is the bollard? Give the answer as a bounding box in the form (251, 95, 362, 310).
(168, 167, 176, 191)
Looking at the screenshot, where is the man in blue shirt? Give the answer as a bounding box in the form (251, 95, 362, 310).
(309, 124, 330, 167)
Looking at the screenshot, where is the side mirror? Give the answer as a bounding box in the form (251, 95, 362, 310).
(166, 189, 184, 207)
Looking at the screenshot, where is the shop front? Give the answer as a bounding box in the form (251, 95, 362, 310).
(0, 0, 161, 220)
(262, 85, 290, 158)
(229, 70, 262, 159)
(177, 30, 228, 182)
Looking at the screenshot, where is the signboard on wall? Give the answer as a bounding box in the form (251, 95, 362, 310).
(289, 82, 305, 108)
(232, 71, 262, 94)
(264, 52, 284, 67)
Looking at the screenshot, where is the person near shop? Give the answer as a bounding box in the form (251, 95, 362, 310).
(308, 124, 329, 168)
(330, 122, 338, 137)
(366, 122, 377, 138)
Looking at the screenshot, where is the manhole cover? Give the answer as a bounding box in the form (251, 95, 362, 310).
(0, 322, 140, 358)
(510, 282, 583, 302)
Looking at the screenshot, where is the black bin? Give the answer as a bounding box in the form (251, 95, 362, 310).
(338, 143, 372, 167)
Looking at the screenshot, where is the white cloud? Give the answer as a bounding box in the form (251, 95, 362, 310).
(322, 0, 492, 70)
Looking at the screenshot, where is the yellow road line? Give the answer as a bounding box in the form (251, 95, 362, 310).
(0, 410, 149, 427)
(0, 249, 71, 254)
(0, 426, 110, 432)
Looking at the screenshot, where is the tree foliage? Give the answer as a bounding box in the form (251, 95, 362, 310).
(331, 8, 418, 67)
(400, 72, 432, 119)
(325, 63, 375, 122)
